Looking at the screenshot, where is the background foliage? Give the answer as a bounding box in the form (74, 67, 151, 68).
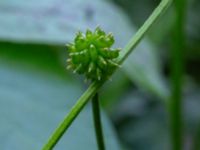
(0, 0, 200, 150)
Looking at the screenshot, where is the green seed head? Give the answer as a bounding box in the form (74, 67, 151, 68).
(66, 27, 120, 81)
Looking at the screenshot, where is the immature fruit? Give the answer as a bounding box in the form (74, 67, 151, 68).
(66, 27, 120, 81)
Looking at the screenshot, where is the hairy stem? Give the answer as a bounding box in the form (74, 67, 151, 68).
(92, 93, 105, 150)
(42, 0, 172, 149)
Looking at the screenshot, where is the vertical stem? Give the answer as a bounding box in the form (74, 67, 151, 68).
(169, 0, 186, 150)
(92, 93, 105, 150)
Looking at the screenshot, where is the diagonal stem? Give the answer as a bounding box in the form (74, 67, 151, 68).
(42, 0, 172, 149)
(118, 0, 172, 64)
(42, 81, 102, 150)
(92, 93, 105, 150)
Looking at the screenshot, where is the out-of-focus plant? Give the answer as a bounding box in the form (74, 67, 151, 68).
(169, 0, 186, 149)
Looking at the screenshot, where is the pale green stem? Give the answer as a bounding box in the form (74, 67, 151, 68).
(42, 0, 172, 149)
(92, 93, 105, 150)
(42, 81, 102, 150)
(118, 0, 172, 64)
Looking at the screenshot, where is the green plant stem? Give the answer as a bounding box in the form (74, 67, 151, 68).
(42, 0, 172, 149)
(92, 93, 105, 150)
(169, 0, 186, 149)
(118, 0, 172, 64)
(42, 82, 103, 150)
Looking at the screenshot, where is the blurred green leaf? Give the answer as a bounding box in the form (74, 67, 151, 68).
(113, 89, 170, 150)
(0, 43, 120, 150)
(100, 70, 130, 111)
(0, 0, 134, 46)
(123, 39, 169, 100)
(187, 0, 200, 45)
(0, 0, 168, 101)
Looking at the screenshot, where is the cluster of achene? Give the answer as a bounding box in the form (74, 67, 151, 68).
(66, 27, 120, 81)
